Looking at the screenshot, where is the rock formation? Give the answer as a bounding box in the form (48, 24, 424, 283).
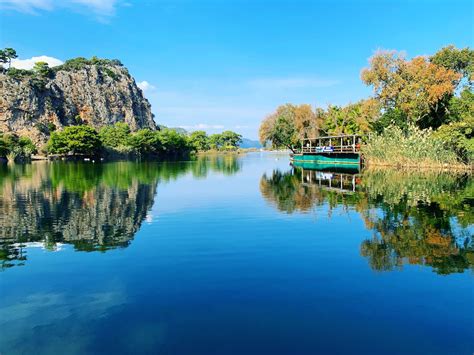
(0, 59, 156, 144)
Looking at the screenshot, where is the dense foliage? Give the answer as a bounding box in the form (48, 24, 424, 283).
(0, 133, 37, 162)
(260, 167, 473, 275)
(47, 125, 102, 156)
(36, 122, 243, 159)
(259, 45, 474, 166)
(189, 130, 242, 152)
(1, 47, 124, 81)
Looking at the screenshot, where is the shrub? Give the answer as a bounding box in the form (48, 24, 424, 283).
(47, 125, 102, 156)
(0, 134, 37, 161)
(432, 117, 474, 163)
(99, 122, 131, 149)
(128, 129, 162, 156)
(6, 67, 33, 79)
(362, 124, 459, 167)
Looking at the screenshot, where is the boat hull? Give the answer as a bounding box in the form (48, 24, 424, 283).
(291, 153, 360, 170)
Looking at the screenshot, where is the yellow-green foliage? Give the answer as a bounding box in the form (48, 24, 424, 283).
(432, 117, 474, 164)
(362, 124, 459, 167)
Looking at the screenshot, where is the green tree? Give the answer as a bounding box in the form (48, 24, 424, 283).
(361, 50, 461, 128)
(0, 134, 37, 161)
(32, 61, 52, 78)
(47, 125, 102, 156)
(0, 137, 7, 157)
(220, 130, 242, 150)
(0, 48, 17, 69)
(189, 130, 210, 151)
(259, 104, 299, 151)
(433, 116, 474, 163)
(208, 134, 223, 150)
(157, 129, 191, 156)
(99, 122, 131, 148)
(128, 129, 161, 156)
(430, 45, 474, 88)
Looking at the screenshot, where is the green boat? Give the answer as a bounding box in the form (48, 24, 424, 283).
(290, 134, 362, 169)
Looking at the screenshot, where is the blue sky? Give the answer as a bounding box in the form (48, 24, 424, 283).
(0, 0, 472, 139)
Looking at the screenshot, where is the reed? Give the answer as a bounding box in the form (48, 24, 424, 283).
(362, 124, 466, 169)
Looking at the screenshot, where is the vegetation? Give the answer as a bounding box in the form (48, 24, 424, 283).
(0, 154, 242, 268)
(260, 167, 473, 275)
(189, 130, 242, 152)
(0, 133, 36, 162)
(47, 125, 102, 156)
(362, 124, 459, 167)
(32, 121, 242, 159)
(0, 47, 124, 81)
(259, 45, 474, 167)
(0, 48, 17, 70)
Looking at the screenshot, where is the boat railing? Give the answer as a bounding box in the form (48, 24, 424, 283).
(295, 134, 363, 154)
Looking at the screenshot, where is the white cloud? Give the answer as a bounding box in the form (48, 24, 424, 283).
(0, 0, 121, 18)
(137, 81, 156, 92)
(11, 55, 63, 70)
(178, 123, 225, 130)
(248, 77, 340, 89)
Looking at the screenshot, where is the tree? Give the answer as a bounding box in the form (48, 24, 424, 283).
(361, 50, 461, 128)
(157, 129, 191, 156)
(189, 130, 210, 151)
(294, 104, 317, 139)
(47, 125, 102, 156)
(208, 134, 223, 150)
(0, 48, 17, 69)
(430, 45, 474, 89)
(0, 134, 37, 161)
(220, 130, 242, 150)
(99, 122, 131, 148)
(433, 116, 474, 163)
(259, 104, 299, 151)
(128, 129, 161, 156)
(32, 61, 52, 78)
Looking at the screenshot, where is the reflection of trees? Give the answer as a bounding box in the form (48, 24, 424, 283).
(0, 157, 241, 270)
(260, 167, 474, 274)
(260, 168, 362, 214)
(191, 154, 241, 178)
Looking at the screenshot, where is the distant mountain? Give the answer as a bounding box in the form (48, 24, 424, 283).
(239, 138, 262, 149)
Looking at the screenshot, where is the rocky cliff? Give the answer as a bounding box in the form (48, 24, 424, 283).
(0, 58, 156, 144)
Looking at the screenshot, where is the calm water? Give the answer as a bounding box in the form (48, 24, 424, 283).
(0, 153, 472, 354)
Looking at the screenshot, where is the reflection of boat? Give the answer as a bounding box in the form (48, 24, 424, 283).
(290, 135, 362, 168)
(296, 166, 360, 193)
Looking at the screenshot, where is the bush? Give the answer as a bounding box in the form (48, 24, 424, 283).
(6, 67, 33, 79)
(47, 125, 102, 156)
(362, 124, 459, 167)
(189, 130, 209, 151)
(432, 117, 474, 163)
(99, 122, 131, 149)
(0, 134, 37, 161)
(128, 129, 162, 156)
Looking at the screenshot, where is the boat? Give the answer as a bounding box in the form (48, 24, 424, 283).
(290, 134, 362, 170)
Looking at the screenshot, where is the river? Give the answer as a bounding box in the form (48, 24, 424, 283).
(0, 152, 472, 354)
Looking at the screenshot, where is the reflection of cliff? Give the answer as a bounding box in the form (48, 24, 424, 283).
(0, 162, 159, 269)
(260, 167, 474, 275)
(0, 155, 242, 270)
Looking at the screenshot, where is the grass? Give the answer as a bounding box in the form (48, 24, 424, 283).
(362, 124, 470, 169)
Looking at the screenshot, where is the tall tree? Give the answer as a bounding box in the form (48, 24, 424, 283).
(0, 48, 18, 69)
(189, 130, 210, 151)
(361, 50, 461, 128)
(430, 45, 474, 89)
(220, 130, 242, 149)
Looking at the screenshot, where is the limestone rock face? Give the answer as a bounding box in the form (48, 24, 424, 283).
(0, 62, 156, 144)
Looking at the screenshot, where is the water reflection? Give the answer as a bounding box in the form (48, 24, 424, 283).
(0, 155, 241, 270)
(260, 167, 474, 274)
